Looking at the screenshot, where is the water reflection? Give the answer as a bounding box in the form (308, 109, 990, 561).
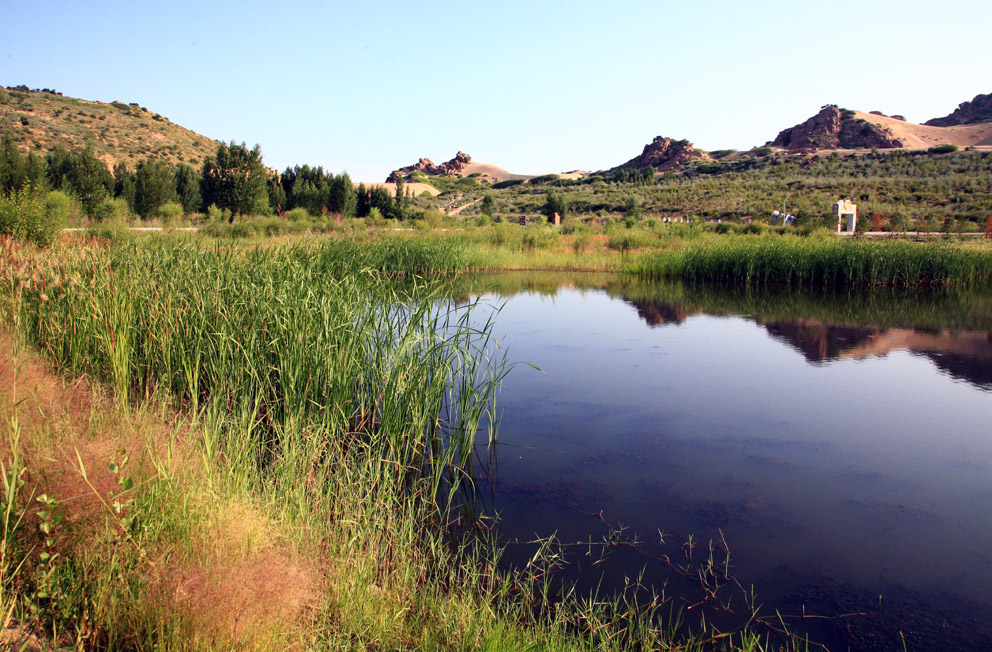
(441, 271, 992, 651)
(448, 271, 992, 390)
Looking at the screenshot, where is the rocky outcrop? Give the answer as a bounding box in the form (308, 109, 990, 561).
(387, 151, 472, 182)
(615, 136, 707, 172)
(925, 92, 992, 127)
(771, 105, 904, 150)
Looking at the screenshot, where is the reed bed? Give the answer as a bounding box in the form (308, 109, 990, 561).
(629, 237, 992, 288)
(7, 237, 506, 521)
(0, 235, 805, 650)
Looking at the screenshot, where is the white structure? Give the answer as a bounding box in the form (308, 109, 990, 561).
(771, 210, 796, 227)
(833, 199, 858, 233)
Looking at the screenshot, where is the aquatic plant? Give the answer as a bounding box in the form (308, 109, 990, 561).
(630, 238, 992, 288)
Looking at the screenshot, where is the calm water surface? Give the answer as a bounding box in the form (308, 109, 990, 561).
(455, 273, 992, 651)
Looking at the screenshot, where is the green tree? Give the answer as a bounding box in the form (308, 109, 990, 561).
(355, 183, 370, 217)
(480, 193, 496, 217)
(133, 160, 178, 218)
(1, 131, 47, 194)
(45, 145, 111, 216)
(267, 173, 286, 214)
(328, 172, 357, 217)
(542, 190, 568, 221)
(175, 163, 202, 214)
(201, 142, 269, 218)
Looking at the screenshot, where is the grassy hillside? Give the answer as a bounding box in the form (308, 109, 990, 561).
(0, 85, 219, 170)
(454, 149, 992, 232)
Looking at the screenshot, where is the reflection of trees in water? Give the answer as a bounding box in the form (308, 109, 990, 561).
(449, 272, 992, 389)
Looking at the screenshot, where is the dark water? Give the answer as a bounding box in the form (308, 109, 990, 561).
(454, 273, 992, 651)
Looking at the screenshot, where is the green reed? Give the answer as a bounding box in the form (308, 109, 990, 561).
(630, 237, 992, 288)
(10, 237, 503, 519)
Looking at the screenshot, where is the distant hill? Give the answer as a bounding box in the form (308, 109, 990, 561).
(387, 151, 532, 184)
(925, 92, 992, 127)
(769, 96, 992, 152)
(0, 85, 220, 170)
(769, 105, 904, 150)
(854, 110, 992, 149)
(612, 136, 708, 172)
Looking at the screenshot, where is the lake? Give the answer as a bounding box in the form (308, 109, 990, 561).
(453, 272, 992, 651)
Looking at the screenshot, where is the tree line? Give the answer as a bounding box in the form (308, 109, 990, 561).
(0, 131, 404, 221)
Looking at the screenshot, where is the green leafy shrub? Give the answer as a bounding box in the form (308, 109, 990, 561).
(284, 207, 310, 222)
(928, 144, 958, 154)
(206, 204, 231, 223)
(156, 202, 184, 224)
(491, 179, 524, 190)
(92, 197, 131, 222)
(0, 188, 61, 245)
(43, 190, 73, 223)
(528, 174, 560, 185)
(422, 209, 445, 229)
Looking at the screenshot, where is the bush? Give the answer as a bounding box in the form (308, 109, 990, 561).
(528, 174, 560, 186)
(206, 204, 231, 224)
(284, 207, 311, 222)
(752, 147, 773, 157)
(492, 179, 524, 190)
(422, 209, 445, 229)
(93, 197, 131, 222)
(156, 201, 184, 224)
(0, 188, 61, 246)
(560, 217, 586, 235)
(571, 232, 592, 253)
(928, 144, 958, 154)
(43, 190, 73, 223)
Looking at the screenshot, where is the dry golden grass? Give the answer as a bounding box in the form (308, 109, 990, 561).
(0, 86, 219, 170)
(0, 331, 321, 649)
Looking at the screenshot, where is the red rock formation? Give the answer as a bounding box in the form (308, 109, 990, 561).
(771, 105, 904, 150)
(925, 92, 992, 126)
(386, 151, 472, 182)
(615, 136, 707, 172)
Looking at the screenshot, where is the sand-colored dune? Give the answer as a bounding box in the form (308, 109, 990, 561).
(355, 182, 441, 197)
(854, 111, 992, 148)
(459, 162, 533, 182)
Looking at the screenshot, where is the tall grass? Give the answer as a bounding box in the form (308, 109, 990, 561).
(0, 235, 801, 650)
(630, 237, 992, 288)
(9, 237, 502, 522)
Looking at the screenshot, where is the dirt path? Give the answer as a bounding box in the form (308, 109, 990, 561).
(444, 196, 483, 216)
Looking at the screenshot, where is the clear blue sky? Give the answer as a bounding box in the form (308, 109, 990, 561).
(2, 0, 989, 181)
